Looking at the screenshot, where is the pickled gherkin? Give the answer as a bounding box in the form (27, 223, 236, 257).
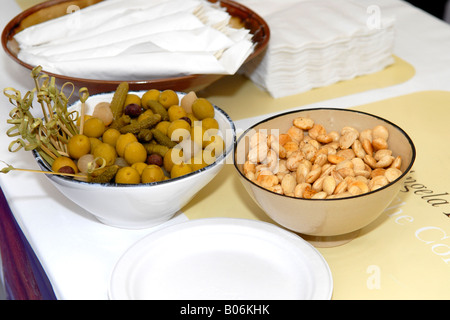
(151, 128, 177, 148)
(143, 143, 169, 158)
(137, 129, 153, 142)
(146, 100, 169, 121)
(110, 82, 129, 120)
(119, 113, 161, 134)
(88, 165, 119, 183)
(109, 114, 131, 130)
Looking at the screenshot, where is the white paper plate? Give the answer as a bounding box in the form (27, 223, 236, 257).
(108, 218, 333, 300)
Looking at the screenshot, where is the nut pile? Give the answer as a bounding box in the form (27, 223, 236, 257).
(243, 116, 403, 199)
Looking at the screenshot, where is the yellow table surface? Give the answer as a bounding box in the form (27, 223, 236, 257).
(16, 0, 46, 9)
(201, 56, 415, 120)
(184, 90, 450, 299)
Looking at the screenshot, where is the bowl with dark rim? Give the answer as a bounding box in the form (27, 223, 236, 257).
(234, 108, 416, 247)
(2, 0, 269, 95)
(32, 90, 236, 229)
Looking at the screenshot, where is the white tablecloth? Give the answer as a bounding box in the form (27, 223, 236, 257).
(2, 0, 450, 299)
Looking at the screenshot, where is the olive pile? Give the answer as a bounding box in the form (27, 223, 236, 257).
(52, 83, 224, 184)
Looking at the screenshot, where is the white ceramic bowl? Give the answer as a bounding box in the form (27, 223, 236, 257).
(33, 91, 235, 229)
(234, 108, 415, 244)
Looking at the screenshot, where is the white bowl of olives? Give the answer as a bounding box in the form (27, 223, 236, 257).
(32, 85, 235, 229)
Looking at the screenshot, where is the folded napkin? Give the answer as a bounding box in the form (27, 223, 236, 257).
(22, 11, 208, 56)
(15, 0, 254, 80)
(24, 27, 237, 62)
(237, 0, 396, 98)
(16, 0, 172, 47)
(19, 38, 253, 80)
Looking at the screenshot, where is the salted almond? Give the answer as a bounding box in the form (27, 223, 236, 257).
(348, 180, 369, 194)
(302, 185, 317, 199)
(293, 117, 314, 130)
(278, 133, 292, 146)
(371, 168, 386, 178)
(372, 137, 388, 151)
(308, 124, 326, 140)
(328, 154, 345, 164)
(390, 155, 402, 170)
(256, 172, 278, 189)
(385, 167, 402, 182)
(323, 176, 336, 195)
(375, 155, 394, 168)
(287, 126, 304, 143)
(372, 125, 389, 141)
(334, 180, 348, 194)
(362, 138, 373, 155)
(294, 182, 310, 198)
(317, 134, 333, 144)
(312, 191, 327, 199)
(363, 154, 377, 168)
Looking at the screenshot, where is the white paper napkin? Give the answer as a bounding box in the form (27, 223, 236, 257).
(24, 47, 254, 80)
(21, 11, 207, 57)
(31, 27, 238, 62)
(236, 0, 396, 98)
(15, 0, 174, 47)
(14, 0, 254, 80)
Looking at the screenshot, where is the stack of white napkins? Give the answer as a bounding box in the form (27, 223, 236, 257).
(237, 0, 396, 98)
(14, 0, 254, 80)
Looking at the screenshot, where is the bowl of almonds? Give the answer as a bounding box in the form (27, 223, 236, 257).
(234, 108, 416, 246)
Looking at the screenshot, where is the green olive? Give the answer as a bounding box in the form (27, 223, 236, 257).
(192, 98, 214, 120)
